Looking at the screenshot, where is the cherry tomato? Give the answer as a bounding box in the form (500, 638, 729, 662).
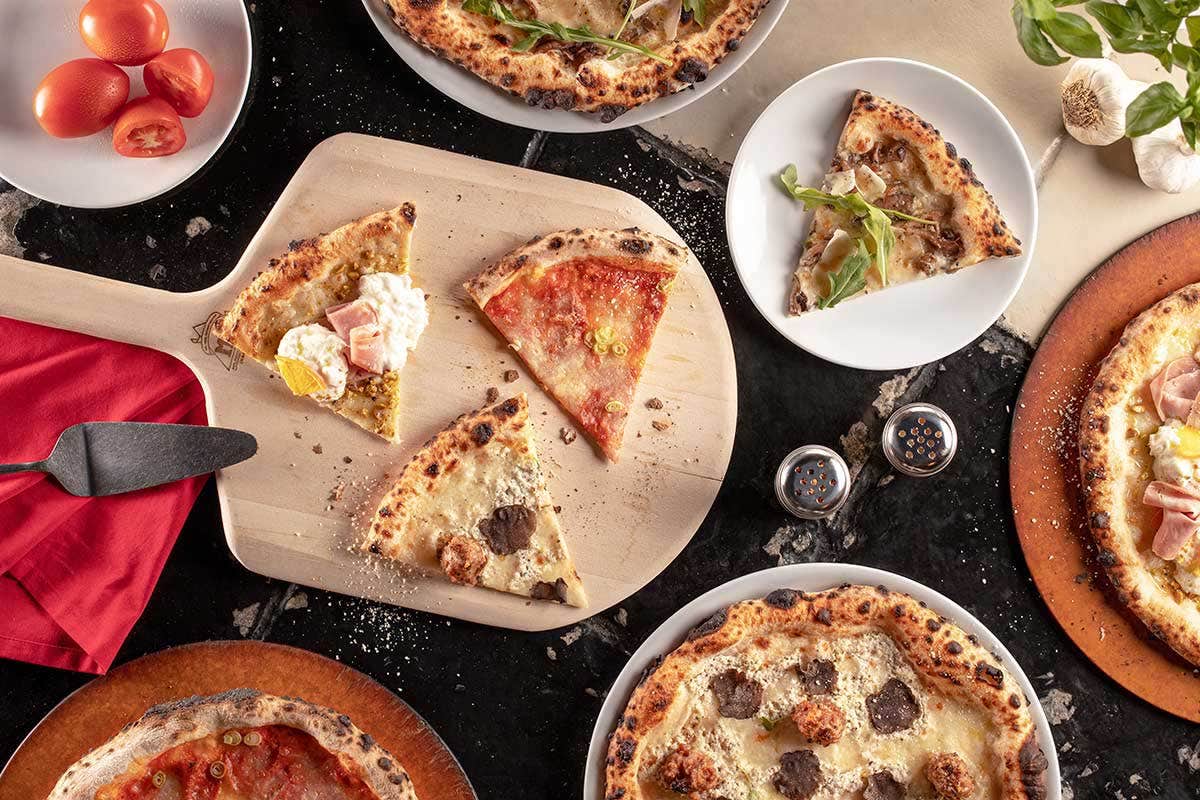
(144, 48, 214, 117)
(32, 58, 130, 138)
(79, 0, 169, 66)
(112, 96, 186, 157)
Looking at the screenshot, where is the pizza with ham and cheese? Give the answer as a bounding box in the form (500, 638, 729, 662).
(216, 205, 428, 443)
(1079, 282, 1200, 667)
(377, 0, 768, 122)
(49, 689, 416, 800)
(363, 393, 587, 606)
(605, 585, 1048, 800)
(783, 90, 1022, 314)
(465, 227, 685, 462)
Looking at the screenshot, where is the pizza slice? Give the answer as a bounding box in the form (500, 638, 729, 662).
(362, 393, 586, 606)
(216, 205, 427, 442)
(464, 228, 685, 461)
(782, 90, 1022, 314)
(49, 689, 417, 800)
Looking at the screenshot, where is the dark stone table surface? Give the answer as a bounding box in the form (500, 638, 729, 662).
(2, 3, 1198, 799)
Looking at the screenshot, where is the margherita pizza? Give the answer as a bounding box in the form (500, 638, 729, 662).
(783, 90, 1021, 314)
(49, 689, 416, 800)
(217, 205, 428, 442)
(465, 227, 685, 461)
(1079, 282, 1200, 666)
(378, 0, 768, 122)
(605, 585, 1047, 800)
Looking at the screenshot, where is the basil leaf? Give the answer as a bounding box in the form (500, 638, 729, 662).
(1189, 16, 1200, 46)
(1126, 81, 1188, 136)
(1012, 3, 1068, 65)
(1173, 42, 1200, 70)
(1021, 0, 1059, 20)
(1084, 0, 1143, 37)
(1042, 11, 1104, 56)
(1184, 119, 1199, 150)
(818, 241, 871, 309)
(1132, 0, 1175, 29)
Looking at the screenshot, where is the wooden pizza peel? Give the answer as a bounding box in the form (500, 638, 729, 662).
(1010, 211, 1200, 722)
(0, 132, 738, 632)
(0, 640, 476, 800)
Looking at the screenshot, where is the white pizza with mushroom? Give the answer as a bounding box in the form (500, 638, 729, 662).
(604, 585, 1047, 800)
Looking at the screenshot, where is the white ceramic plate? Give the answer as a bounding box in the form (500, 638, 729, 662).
(726, 58, 1037, 370)
(359, 0, 789, 133)
(583, 563, 1061, 800)
(0, 0, 252, 209)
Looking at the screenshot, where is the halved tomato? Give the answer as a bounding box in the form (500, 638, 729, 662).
(144, 48, 214, 117)
(112, 96, 186, 157)
(79, 0, 169, 67)
(33, 58, 130, 138)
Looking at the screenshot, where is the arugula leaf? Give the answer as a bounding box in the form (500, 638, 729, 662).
(462, 0, 670, 63)
(683, 0, 707, 25)
(1012, 2, 1069, 64)
(778, 169, 935, 286)
(1041, 11, 1104, 55)
(1126, 81, 1188, 136)
(818, 240, 872, 309)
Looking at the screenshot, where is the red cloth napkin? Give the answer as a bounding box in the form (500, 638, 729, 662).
(0, 318, 208, 674)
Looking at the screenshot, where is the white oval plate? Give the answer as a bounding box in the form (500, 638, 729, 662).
(726, 58, 1037, 370)
(359, 0, 789, 133)
(0, 0, 252, 209)
(583, 563, 1061, 800)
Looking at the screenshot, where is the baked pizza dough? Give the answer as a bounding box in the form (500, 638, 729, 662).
(605, 585, 1047, 800)
(363, 393, 587, 605)
(49, 689, 417, 800)
(466, 227, 684, 461)
(217, 205, 420, 442)
(1079, 282, 1200, 666)
(788, 90, 1021, 315)
(378, 0, 768, 121)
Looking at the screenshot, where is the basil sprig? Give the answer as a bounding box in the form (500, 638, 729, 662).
(779, 165, 935, 288)
(463, 0, 670, 63)
(1010, 0, 1200, 147)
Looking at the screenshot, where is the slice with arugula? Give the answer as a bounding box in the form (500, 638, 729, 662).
(781, 90, 1022, 314)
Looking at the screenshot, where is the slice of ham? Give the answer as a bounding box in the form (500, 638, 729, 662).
(1143, 480, 1200, 560)
(348, 324, 386, 374)
(326, 299, 378, 341)
(1149, 357, 1200, 421)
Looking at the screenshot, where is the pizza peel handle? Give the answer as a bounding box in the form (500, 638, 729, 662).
(0, 253, 201, 356)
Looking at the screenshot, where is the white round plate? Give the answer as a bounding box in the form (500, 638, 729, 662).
(726, 58, 1037, 370)
(0, 0, 252, 209)
(583, 563, 1061, 800)
(360, 0, 789, 133)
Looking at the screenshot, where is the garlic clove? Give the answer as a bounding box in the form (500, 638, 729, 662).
(1060, 58, 1139, 147)
(1132, 118, 1200, 194)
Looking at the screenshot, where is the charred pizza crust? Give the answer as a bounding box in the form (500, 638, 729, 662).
(790, 90, 1022, 315)
(216, 205, 417, 442)
(49, 689, 417, 800)
(605, 585, 1047, 800)
(1079, 282, 1200, 667)
(378, 0, 767, 121)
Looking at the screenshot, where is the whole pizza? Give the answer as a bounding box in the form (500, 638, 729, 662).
(378, 0, 769, 121)
(604, 585, 1047, 800)
(1079, 282, 1200, 666)
(49, 689, 416, 800)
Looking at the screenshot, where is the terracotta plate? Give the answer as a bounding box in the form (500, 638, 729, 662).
(1010, 212, 1200, 722)
(0, 641, 476, 800)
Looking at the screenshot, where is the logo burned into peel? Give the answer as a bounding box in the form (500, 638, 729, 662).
(191, 312, 244, 371)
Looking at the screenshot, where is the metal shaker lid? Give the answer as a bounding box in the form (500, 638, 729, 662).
(881, 402, 957, 477)
(774, 445, 850, 519)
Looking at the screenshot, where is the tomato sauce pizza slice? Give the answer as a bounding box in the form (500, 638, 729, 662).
(465, 228, 687, 461)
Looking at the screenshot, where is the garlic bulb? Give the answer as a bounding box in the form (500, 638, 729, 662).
(1060, 59, 1140, 146)
(1132, 119, 1200, 193)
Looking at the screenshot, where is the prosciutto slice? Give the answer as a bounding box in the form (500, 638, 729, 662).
(326, 299, 378, 341)
(348, 324, 386, 374)
(1143, 480, 1200, 560)
(1149, 357, 1200, 421)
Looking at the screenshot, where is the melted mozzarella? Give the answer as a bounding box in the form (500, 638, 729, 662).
(357, 273, 429, 372)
